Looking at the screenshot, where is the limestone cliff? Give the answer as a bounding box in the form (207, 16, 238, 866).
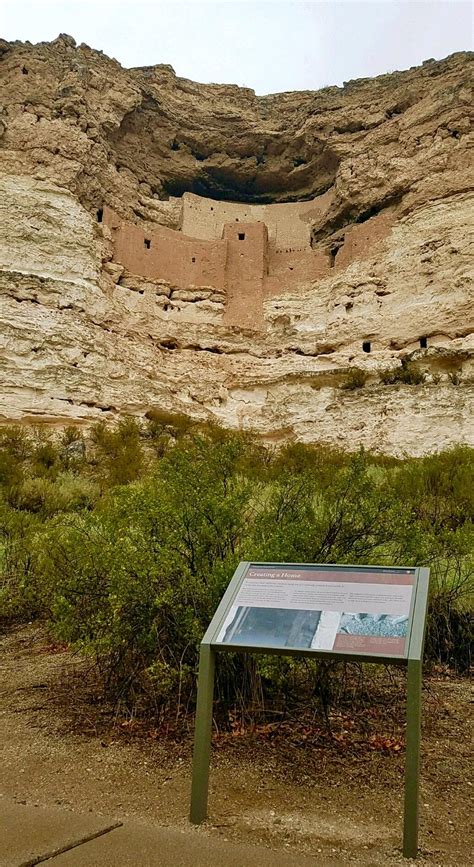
(0, 35, 473, 455)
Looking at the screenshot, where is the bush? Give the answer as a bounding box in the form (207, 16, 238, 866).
(31, 432, 256, 715)
(13, 474, 99, 516)
(90, 418, 144, 486)
(145, 408, 195, 439)
(426, 597, 472, 673)
(0, 505, 43, 622)
(340, 367, 368, 390)
(379, 360, 425, 385)
(1, 421, 472, 724)
(253, 450, 406, 565)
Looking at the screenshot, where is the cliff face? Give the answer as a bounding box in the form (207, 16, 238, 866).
(0, 35, 473, 455)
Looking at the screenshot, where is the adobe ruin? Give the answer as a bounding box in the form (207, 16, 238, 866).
(103, 191, 393, 327)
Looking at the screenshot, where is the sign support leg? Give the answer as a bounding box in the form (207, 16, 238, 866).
(190, 643, 215, 824)
(403, 658, 422, 858)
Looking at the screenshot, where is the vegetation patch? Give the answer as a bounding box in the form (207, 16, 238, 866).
(0, 421, 472, 727)
(379, 359, 425, 385)
(340, 367, 368, 390)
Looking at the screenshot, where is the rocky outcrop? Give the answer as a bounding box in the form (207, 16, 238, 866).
(0, 37, 473, 454)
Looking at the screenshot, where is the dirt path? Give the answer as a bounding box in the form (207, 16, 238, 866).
(0, 626, 472, 866)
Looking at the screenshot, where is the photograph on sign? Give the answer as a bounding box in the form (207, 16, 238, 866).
(215, 565, 415, 656)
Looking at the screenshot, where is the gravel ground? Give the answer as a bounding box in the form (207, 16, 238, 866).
(0, 625, 472, 866)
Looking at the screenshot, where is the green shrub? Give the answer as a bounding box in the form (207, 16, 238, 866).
(426, 596, 472, 673)
(271, 442, 347, 484)
(31, 432, 257, 715)
(379, 360, 425, 385)
(0, 426, 31, 496)
(425, 557, 473, 673)
(253, 450, 406, 565)
(90, 418, 144, 486)
(145, 408, 195, 439)
(1, 420, 472, 723)
(0, 505, 44, 622)
(340, 367, 368, 390)
(0, 425, 31, 462)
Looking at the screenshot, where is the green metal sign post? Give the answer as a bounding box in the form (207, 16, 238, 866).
(190, 643, 215, 825)
(190, 562, 430, 859)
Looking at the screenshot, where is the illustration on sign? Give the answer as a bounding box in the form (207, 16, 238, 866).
(215, 565, 415, 656)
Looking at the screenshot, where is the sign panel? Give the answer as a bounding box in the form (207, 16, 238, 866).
(193, 561, 429, 855)
(213, 563, 416, 659)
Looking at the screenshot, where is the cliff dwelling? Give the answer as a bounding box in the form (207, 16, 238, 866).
(0, 34, 472, 455)
(102, 191, 393, 328)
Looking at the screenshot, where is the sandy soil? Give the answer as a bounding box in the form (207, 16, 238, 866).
(0, 626, 472, 866)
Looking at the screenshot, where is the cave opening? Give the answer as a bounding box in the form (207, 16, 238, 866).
(160, 155, 339, 205)
(110, 95, 340, 206)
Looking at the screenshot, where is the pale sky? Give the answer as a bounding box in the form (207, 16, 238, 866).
(1, 0, 472, 95)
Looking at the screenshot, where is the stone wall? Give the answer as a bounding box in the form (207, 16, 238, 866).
(102, 193, 419, 327)
(103, 196, 339, 324)
(334, 212, 395, 270)
(180, 191, 333, 248)
(103, 205, 227, 291)
(222, 221, 268, 327)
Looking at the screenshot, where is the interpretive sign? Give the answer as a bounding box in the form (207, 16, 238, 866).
(190, 562, 430, 859)
(214, 563, 415, 659)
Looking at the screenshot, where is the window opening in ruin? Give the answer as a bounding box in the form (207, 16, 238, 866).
(420, 336, 428, 349)
(362, 341, 371, 353)
(192, 257, 196, 263)
(210, 206, 214, 211)
(96, 208, 103, 223)
(144, 239, 151, 249)
(238, 233, 245, 241)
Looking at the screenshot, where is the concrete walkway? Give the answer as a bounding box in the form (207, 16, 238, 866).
(1, 797, 333, 867)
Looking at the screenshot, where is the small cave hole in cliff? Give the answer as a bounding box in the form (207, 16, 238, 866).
(238, 233, 246, 241)
(96, 208, 103, 223)
(420, 336, 428, 349)
(144, 238, 151, 249)
(362, 341, 371, 353)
